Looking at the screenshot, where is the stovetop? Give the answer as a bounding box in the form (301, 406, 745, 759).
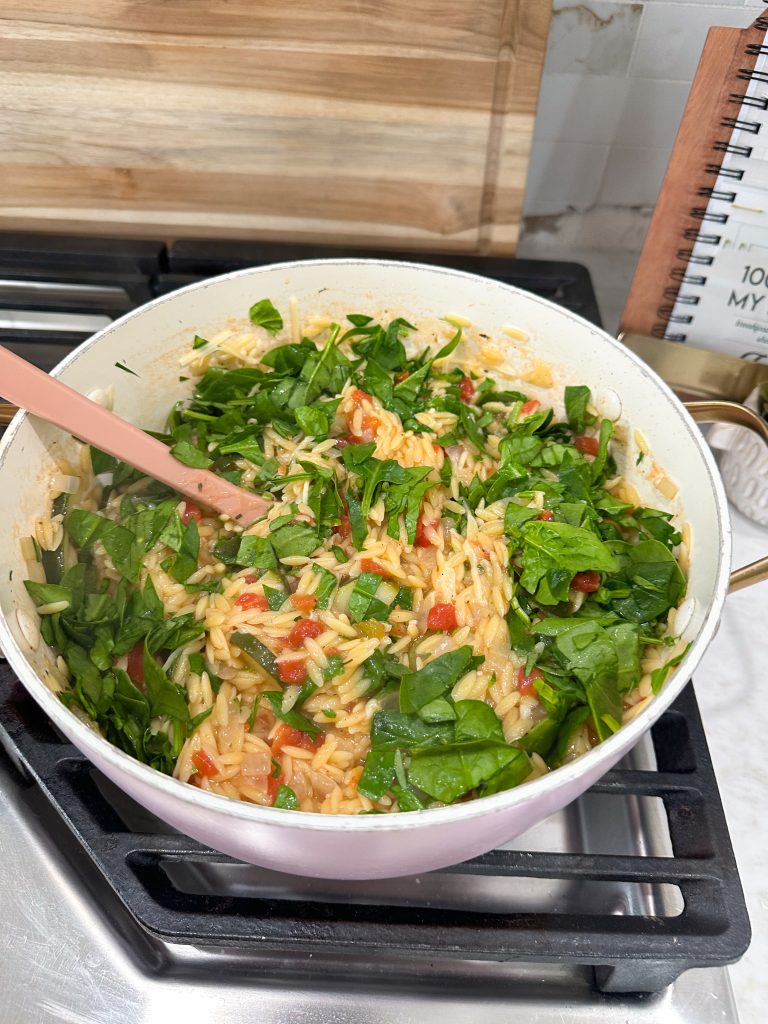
(0, 234, 749, 1023)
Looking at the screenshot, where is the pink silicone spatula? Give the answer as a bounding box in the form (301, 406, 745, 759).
(0, 345, 269, 525)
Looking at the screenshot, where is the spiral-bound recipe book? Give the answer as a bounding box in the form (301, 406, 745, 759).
(621, 11, 768, 360)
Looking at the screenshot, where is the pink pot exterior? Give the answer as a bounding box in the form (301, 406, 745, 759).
(0, 260, 732, 879)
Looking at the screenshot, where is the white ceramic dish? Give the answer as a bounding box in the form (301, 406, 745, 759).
(0, 260, 732, 879)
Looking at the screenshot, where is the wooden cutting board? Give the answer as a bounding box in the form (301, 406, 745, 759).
(0, 1, 550, 253)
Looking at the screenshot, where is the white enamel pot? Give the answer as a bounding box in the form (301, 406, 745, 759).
(0, 260, 756, 880)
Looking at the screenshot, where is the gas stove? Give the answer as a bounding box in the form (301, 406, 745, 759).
(0, 234, 750, 1023)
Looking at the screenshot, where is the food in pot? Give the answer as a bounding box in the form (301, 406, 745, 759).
(22, 301, 689, 814)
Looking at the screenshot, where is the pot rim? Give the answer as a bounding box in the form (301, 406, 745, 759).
(0, 258, 733, 833)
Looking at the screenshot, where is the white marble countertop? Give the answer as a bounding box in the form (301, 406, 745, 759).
(693, 506, 767, 1023)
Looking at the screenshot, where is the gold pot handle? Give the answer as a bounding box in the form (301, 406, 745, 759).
(0, 402, 16, 426)
(684, 400, 768, 593)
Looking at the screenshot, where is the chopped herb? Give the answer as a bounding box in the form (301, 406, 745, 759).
(115, 361, 139, 376)
(274, 784, 299, 809)
(249, 298, 283, 335)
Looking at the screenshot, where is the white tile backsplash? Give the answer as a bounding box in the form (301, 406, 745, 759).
(535, 74, 632, 144)
(611, 78, 690, 147)
(546, 1, 644, 75)
(520, 0, 763, 307)
(599, 144, 672, 204)
(630, 4, 753, 80)
(524, 140, 611, 212)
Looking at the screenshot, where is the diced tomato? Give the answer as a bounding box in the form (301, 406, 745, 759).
(277, 658, 308, 684)
(272, 722, 321, 754)
(126, 642, 145, 685)
(395, 371, 409, 383)
(537, 509, 554, 521)
(350, 388, 372, 407)
(236, 592, 269, 611)
(520, 399, 540, 417)
(415, 512, 439, 547)
(571, 570, 601, 593)
(290, 593, 317, 614)
(354, 413, 379, 443)
(243, 574, 259, 584)
(574, 435, 599, 456)
(192, 749, 218, 778)
(360, 557, 386, 575)
(427, 603, 457, 631)
(337, 505, 351, 540)
(266, 772, 281, 804)
(458, 376, 475, 403)
(287, 618, 324, 648)
(335, 436, 352, 449)
(517, 666, 543, 697)
(326, 647, 339, 657)
(181, 499, 203, 525)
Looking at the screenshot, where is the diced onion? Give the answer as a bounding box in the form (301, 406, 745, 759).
(87, 386, 114, 410)
(16, 609, 40, 650)
(241, 752, 271, 777)
(35, 600, 70, 615)
(671, 597, 696, 637)
(50, 473, 79, 495)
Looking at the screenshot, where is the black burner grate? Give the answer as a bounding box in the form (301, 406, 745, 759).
(0, 232, 601, 372)
(0, 669, 750, 995)
(0, 232, 749, 997)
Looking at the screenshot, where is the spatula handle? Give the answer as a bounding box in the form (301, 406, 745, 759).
(0, 345, 267, 524)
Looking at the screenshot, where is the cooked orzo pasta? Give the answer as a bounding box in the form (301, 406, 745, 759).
(23, 299, 689, 814)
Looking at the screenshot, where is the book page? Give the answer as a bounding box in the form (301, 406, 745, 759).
(667, 48, 768, 362)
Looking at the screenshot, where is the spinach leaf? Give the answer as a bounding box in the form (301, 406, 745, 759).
(606, 539, 686, 624)
(159, 512, 185, 553)
(504, 502, 540, 538)
(458, 403, 488, 454)
(346, 494, 367, 550)
(311, 565, 337, 609)
(591, 418, 614, 481)
(520, 520, 618, 604)
(170, 440, 212, 469)
(480, 748, 533, 796)
(358, 749, 396, 800)
(399, 647, 483, 714)
(392, 785, 426, 811)
(409, 741, 523, 803)
(535, 619, 622, 740)
(564, 385, 593, 433)
(169, 518, 200, 583)
(549, 706, 592, 767)
(454, 700, 505, 743)
(249, 298, 283, 335)
(65, 510, 144, 583)
(295, 405, 330, 437)
(362, 358, 394, 407)
(371, 710, 454, 749)
(270, 522, 320, 560)
(142, 645, 190, 721)
(261, 338, 315, 372)
(260, 691, 320, 738)
(347, 572, 387, 622)
(24, 581, 72, 608)
(361, 650, 410, 697)
(237, 534, 278, 571)
(651, 642, 692, 694)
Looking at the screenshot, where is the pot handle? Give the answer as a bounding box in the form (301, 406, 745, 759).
(684, 400, 768, 593)
(0, 403, 15, 426)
